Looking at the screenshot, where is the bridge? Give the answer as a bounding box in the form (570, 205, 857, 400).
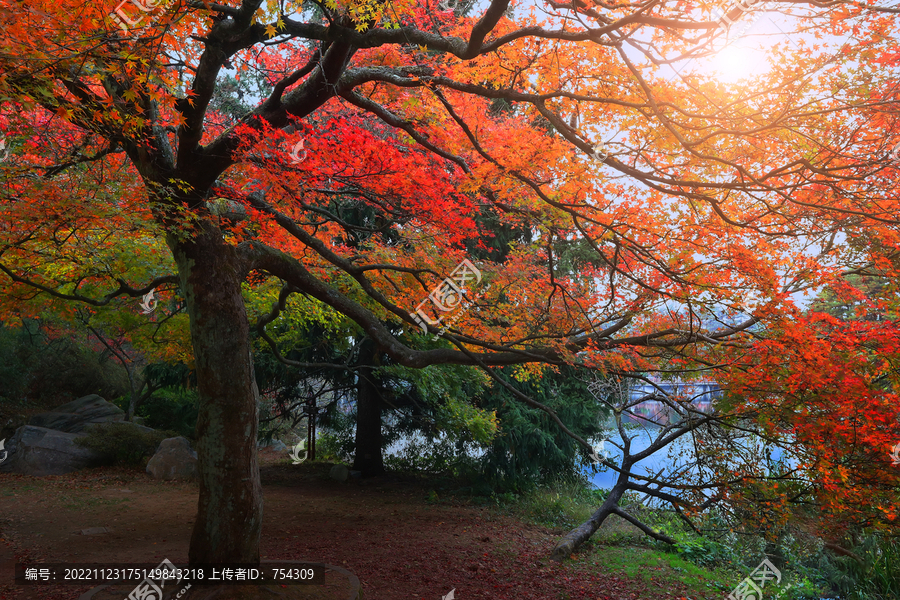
(624, 379, 722, 426)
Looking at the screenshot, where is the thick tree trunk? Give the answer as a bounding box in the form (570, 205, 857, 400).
(169, 226, 263, 564)
(551, 484, 626, 560)
(551, 460, 679, 560)
(352, 339, 384, 477)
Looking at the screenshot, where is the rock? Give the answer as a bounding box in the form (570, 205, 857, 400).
(258, 439, 288, 452)
(83, 421, 157, 435)
(349, 470, 362, 480)
(80, 527, 111, 536)
(28, 395, 125, 433)
(0, 425, 105, 476)
(329, 464, 350, 482)
(1, 414, 27, 443)
(146, 437, 197, 480)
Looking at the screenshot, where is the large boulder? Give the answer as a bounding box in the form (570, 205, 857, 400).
(27, 395, 125, 433)
(83, 421, 158, 435)
(0, 425, 105, 476)
(329, 465, 361, 482)
(259, 439, 288, 452)
(329, 464, 350, 482)
(146, 437, 197, 480)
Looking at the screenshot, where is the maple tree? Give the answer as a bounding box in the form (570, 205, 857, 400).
(0, 0, 899, 570)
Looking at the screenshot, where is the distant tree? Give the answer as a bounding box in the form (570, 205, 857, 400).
(476, 365, 607, 490)
(809, 274, 896, 324)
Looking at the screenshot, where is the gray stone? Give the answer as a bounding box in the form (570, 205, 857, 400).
(349, 470, 362, 480)
(146, 437, 197, 480)
(0, 425, 105, 476)
(257, 439, 288, 452)
(28, 395, 125, 433)
(329, 464, 350, 482)
(83, 421, 157, 435)
(80, 527, 111, 536)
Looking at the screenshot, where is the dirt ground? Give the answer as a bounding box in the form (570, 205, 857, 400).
(0, 449, 710, 600)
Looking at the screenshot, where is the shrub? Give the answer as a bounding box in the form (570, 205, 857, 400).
(137, 387, 198, 439)
(815, 534, 900, 600)
(0, 323, 28, 403)
(666, 530, 739, 567)
(475, 365, 609, 491)
(74, 422, 178, 466)
(316, 432, 352, 463)
(644, 509, 740, 568)
(0, 319, 129, 405)
(494, 477, 604, 529)
(384, 433, 479, 477)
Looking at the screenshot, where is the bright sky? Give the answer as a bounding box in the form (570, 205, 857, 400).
(703, 7, 801, 84)
(665, 4, 806, 85)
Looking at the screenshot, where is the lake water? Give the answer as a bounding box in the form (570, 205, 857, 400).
(584, 427, 697, 499)
(585, 425, 790, 501)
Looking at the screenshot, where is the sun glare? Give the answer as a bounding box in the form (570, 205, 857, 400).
(709, 42, 772, 84)
(685, 7, 799, 87)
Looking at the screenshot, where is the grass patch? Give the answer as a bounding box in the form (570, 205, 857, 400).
(491, 478, 604, 530)
(0, 482, 46, 495)
(482, 480, 753, 599)
(581, 542, 734, 595)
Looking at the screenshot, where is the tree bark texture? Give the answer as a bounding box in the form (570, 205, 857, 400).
(169, 225, 263, 564)
(551, 485, 626, 561)
(352, 339, 385, 477)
